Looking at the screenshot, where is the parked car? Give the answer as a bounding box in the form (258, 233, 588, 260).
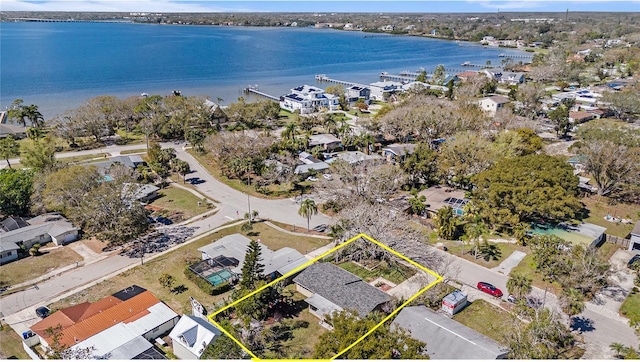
(312, 224, 328, 232)
(507, 294, 517, 303)
(477, 282, 503, 298)
(35, 306, 51, 318)
(306, 176, 318, 182)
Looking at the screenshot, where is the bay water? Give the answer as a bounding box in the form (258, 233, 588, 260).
(1, 22, 528, 118)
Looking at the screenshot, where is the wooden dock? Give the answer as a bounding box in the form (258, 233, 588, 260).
(243, 86, 279, 101)
(315, 74, 366, 88)
(498, 53, 533, 59)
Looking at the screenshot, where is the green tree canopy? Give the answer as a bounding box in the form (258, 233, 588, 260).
(0, 137, 21, 169)
(472, 154, 582, 229)
(240, 239, 265, 291)
(20, 137, 57, 171)
(298, 198, 318, 232)
(0, 168, 34, 217)
(312, 311, 428, 359)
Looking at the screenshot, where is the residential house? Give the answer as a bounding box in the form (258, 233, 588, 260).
(369, 80, 403, 101)
(628, 221, 640, 253)
(169, 315, 221, 360)
(294, 162, 330, 175)
(325, 151, 383, 165)
(292, 263, 391, 327)
(308, 133, 342, 151)
(29, 285, 178, 359)
(569, 111, 595, 124)
(280, 85, 340, 114)
(586, 108, 614, 119)
(346, 85, 371, 104)
(204, 100, 229, 127)
(123, 183, 161, 203)
(0, 111, 27, 139)
(0, 213, 79, 264)
(456, 71, 483, 82)
(499, 71, 525, 85)
(197, 234, 308, 281)
(392, 306, 509, 359)
(94, 155, 147, 173)
(382, 143, 417, 162)
(419, 186, 469, 217)
(478, 95, 510, 115)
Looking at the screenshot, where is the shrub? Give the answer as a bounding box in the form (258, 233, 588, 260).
(184, 266, 231, 295)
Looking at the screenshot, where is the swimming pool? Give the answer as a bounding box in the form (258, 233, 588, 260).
(206, 269, 234, 286)
(529, 223, 595, 247)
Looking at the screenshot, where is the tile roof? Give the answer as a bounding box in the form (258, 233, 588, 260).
(293, 263, 391, 317)
(31, 291, 161, 347)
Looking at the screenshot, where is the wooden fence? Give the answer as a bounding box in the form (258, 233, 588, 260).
(605, 234, 630, 248)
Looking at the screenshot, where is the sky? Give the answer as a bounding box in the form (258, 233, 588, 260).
(1, 0, 639, 13)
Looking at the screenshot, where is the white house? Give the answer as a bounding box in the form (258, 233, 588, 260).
(369, 80, 403, 101)
(169, 315, 221, 360)
(479, 95, 510, 115)
(280, 85, 340, 114)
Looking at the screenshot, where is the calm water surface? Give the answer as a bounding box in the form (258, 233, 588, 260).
(1, 22, 529, 118)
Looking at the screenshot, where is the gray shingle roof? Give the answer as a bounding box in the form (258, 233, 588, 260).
(392, 306, 509, 359)
(631, 220, 640, 236)
(293, 263, 391, 317)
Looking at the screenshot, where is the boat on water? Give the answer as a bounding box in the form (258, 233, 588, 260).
(461, 61, 471, 66)
(140, 92, 148, 98)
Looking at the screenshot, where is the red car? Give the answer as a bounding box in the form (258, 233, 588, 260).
(477, 282, 503, 298)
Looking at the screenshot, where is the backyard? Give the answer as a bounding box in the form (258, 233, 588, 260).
(581, 196, 637, 238)
(337, 260, 416, 285)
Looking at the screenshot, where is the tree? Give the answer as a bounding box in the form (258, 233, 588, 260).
(432, 64, 446, 85)
(0, 168, 33, 217)
(240, 239, 265, 290)
(415, 70, 427, 82)
(437, 132, 498, 190)
(436, 206, 457, 240)
(298, 198, 318, 232)
(0, 137, 20, 169)
(577, 140, 640, 196)
(158, 273, 175, 289)
(464, 221, 487, 259)
(20, 137, 57, 171)
(601, 88, 640, 120)
(173, 159, 191, 183)
(560, 287, 585, 326)
(402, 142, 437, 187)
(7, 99, 45, 128)
(29, 243, 41, 256)
(528, 234, 571, 282)
(548, 105, 570, 137)
(507, 273, 532, 299)
(312, 311, 427, 359)
(472, 154, 582, 230)
(202, 334, 247, 359)
(610, 342, 626, 359)
(408, 191, 427, 216)
(506, 308, 574, 359)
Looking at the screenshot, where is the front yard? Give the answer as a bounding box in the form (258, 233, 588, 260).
(0, 246, 83, 287)
(149, 185, 213, 221)
(443, 240, 523, 269)
(452, 299, 519, 346)
(620, 288, 640, 332)
(0, 325, 30, 359)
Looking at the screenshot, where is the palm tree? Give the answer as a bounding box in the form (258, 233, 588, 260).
(23, 104, 45, 128)
(610, 342, 626, 359)
(465, 221, 487, 259)
(507, 273, 532, 300)
(358, 132, 376, 154)
(0, 137, 21, 169)
(298, 199, 318, 232)
(560, 287, 586, 327)
(436, 206, 456, 240)
(513, 222, 531, 246)
(281, 122, 298, 141)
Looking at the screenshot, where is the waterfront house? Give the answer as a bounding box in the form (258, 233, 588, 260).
(293, 263, 392, 327)
(346, 85, 371, 104)
(0, 112, 27, 139)
(204, 100, 229, 127)
(29, 285, 178, 360)
(280, 85, 340, 114)
(479, 95, 510, 115)
(392, 306, 509, 359)
(369, 80, 403, 101)
(499, 71, 525, 85)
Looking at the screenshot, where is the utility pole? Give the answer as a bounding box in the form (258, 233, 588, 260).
(247, 166, 252, 223)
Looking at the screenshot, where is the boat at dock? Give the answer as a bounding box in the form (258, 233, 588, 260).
(461, 61, 471, 66)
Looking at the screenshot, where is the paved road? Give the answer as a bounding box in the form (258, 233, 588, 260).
(432, 249, 639, 359)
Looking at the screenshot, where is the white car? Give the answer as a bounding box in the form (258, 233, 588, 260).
(322, 174, 333, 180)
(306, 176, 318, 182)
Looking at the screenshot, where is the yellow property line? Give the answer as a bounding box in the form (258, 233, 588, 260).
(207, 233, 444, 360)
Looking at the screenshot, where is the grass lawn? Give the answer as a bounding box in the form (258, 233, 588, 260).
(250, 221, 331, 254)
(443, 241, 522, 269)
(62, 153, 111, 164)
(452, 299, 521, 346)
(337, 260, 416, 285)
(509, 253, 563, 295)
(597, 242, 625, 262)
(120, 148, 147, 155)
(188, 150, 298, 199)
(0, 324, 31, 359)
(620, 289, 640, 329)
(268, 220, 330, 236)
(150, 185, 212, 220)
(0, 247, 83, 287)
(48, 222, 329, 315)
(581, 196, 637, 238)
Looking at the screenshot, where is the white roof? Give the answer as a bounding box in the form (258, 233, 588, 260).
(309, 133, 341, 146)
(126, 302, 179, 336)
(169, 315, 221, 359)
(71, 323, 149, 360)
